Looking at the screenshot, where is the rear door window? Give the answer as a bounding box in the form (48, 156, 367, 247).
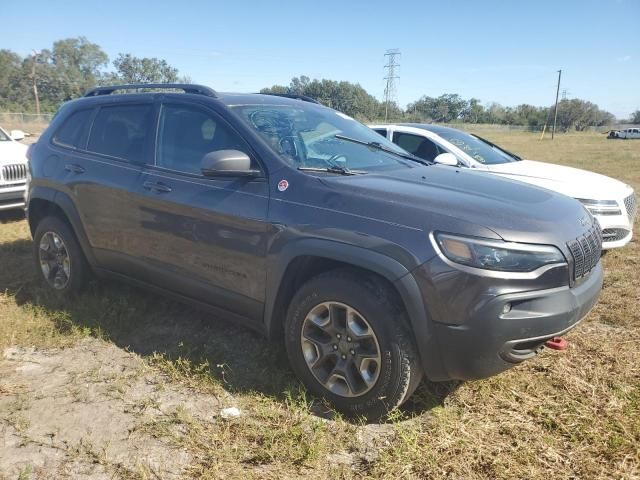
(52, 108, 94, 149)
(87, 104, 154, 163)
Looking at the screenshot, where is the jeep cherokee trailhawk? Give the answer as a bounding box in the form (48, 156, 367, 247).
(27, 84, 603, 419)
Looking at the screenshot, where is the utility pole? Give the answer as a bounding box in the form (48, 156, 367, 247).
(383, 49, 400, 122)
(31, 50, 41, 115)
(552, 69, 562, 140)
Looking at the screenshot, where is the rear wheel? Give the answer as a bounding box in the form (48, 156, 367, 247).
(33, 216, 88, 296)
(285, 269, 422, 420)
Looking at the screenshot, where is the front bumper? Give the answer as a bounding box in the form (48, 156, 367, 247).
(0, 184, 27, 211)
(409, 258, 603, 381)
(593, 195, 636, 249)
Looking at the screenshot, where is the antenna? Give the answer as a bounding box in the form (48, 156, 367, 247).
(383, 49, 400, 122)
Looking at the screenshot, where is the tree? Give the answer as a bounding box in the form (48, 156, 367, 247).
(555, 99, 614, 131)
(110, 53, 180, 84)
(631, 109, 640, 124)
(407, 94, 468, 123)
(261, 76, 385, 121)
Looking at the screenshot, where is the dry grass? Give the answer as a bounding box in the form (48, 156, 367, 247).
(0, 131, 639, 479)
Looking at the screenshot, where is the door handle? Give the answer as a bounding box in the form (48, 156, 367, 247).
(143, 181, 172, 193)
(64, 163, 85, 174)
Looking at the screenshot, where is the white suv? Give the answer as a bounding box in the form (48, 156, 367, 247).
(371, 123, 636, 249)
(0, 126, 29, 212)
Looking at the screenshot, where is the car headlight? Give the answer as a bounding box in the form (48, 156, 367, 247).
(434, 233, 566, 272)
(577, 199, 621, 216)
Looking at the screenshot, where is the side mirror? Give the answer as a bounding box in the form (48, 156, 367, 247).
(10, 130, 26, 141)
(201, 150, 261, 177)
(433, 152, 458, 166)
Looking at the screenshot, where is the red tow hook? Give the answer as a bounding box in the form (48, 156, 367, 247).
(545, 336, 568, 351)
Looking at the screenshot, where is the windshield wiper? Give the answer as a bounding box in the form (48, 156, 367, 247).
(334, 134, 431, 166)
(470, 134, 522, 161)
(297, 166, 367, 175)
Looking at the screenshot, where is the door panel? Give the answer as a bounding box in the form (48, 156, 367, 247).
(135, 102, 270, 321)
(66, 102, 156, 272)
(137, 170, 269, 319)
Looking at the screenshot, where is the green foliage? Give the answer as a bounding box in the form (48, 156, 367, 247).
(0, 38, 186, 113)
(630, 109, 640, 124)
(108, 53, 181, 84)
(261, 75, 402, 122)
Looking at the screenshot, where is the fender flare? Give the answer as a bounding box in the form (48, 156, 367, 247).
(27, 186, 98, 268)
(263, 238, 446, 379)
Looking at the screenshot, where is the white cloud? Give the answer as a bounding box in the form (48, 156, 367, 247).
(616, 55, 631, 62)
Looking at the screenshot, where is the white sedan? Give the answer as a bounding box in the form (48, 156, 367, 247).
(370, 123, 636, 249)
(0, 126, 29, 212)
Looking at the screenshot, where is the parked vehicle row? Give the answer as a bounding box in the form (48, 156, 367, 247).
(370, 124, 637, 249)
(25, 84, 608, 418)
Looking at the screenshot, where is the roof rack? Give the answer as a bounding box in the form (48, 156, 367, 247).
(84, 83, 217, 98)
(259, 92, 320, 104)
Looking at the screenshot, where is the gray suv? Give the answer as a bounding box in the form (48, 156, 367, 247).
(27, 84, 603, 419)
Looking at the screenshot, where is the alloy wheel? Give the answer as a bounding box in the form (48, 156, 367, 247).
(300, 301, 381, 397)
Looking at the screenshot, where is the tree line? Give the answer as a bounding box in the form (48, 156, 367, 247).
(1, 37, 636, 130)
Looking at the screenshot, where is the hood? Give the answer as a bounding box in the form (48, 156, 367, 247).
(0, 141, 28, 166)
(320, 164, 593, 247)
(486, 160, 633, 200)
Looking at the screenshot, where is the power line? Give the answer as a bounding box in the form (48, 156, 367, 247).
(383, 49, 400, 122)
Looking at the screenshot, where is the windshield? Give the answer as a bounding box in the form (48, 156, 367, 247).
(0, 128, 10, 142)
(437, 130, 519, 165)
(231, 103, 419, 172)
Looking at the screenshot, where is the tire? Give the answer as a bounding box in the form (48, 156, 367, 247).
(33, 215, 88, 296)
(284, 269, 423, 420)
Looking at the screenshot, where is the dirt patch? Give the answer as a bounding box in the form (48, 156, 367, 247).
(0, 338, 231, 479)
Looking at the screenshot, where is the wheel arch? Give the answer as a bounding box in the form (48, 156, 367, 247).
(27, 187, 97, 268)
(263, 239, 444, 378)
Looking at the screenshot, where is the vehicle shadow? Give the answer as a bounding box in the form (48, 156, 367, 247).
(0, 210, 25, 224)
(0, 233, 458, 421)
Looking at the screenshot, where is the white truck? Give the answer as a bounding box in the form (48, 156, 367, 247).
(608, 127, 640, 139)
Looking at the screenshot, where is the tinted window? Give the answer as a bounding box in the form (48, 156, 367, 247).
(393, 133, 443, 162)
(373, 129, 388, 138)
(87, 104, 154, 163)
(52, 108, 93, 149)
(157, 104, 252, 175)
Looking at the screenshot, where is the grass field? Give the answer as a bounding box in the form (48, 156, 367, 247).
(0, 131, 639, 479)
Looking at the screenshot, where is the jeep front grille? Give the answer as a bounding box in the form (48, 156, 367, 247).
(567, 222, 602, 281)
(624, 194, 637, 222)
(1, 164, 27, 183)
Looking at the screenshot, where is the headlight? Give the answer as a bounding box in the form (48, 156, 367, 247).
(577, 199, 621, 216)
(434, 233, 566, 272)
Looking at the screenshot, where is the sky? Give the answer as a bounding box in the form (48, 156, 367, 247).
(2, 0, 639, 118)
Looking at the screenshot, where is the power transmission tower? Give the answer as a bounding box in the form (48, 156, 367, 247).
(561, 88, 569, 101)
(31, 50, 41, 115)
(383, 49, 400, 122)
(552, 69, 562, 140)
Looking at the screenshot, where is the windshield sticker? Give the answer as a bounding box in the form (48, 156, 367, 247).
(277, 179, 289, 192)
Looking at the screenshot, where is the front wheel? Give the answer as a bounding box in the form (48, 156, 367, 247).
(285, 269, 422, 420)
